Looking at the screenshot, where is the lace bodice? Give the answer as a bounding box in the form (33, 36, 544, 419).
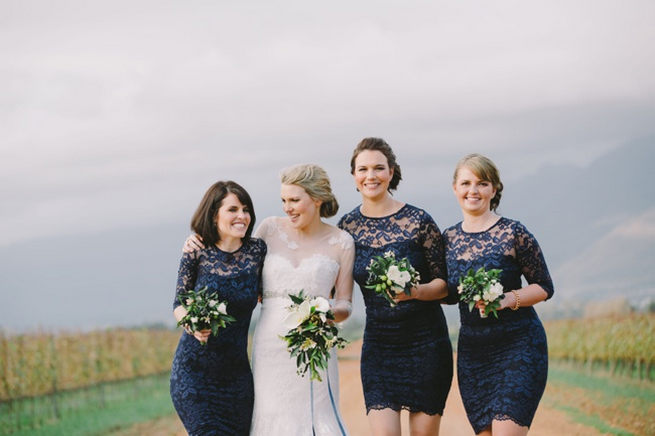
(254, 216, 354, 300)
(174, 237, 267, 311)
(443, 217, 554, 326)
(338, 204, 449, 321)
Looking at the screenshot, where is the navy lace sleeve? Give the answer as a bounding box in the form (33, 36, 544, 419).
(514, 222, 554, 299)
(173, 251, 198, 309)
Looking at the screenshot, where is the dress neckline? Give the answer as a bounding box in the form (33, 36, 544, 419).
(458, 216, 504, 235)
(358, 203, 408, 220)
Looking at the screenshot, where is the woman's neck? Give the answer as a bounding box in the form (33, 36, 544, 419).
(360, 194, 403, 218)
(293, 216, 326, 239)
(461, 211, 499, 232)
(216, 236, 242, 253)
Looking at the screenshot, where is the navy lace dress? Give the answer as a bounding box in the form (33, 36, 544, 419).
(170, 238, 266, 436)
(443, 218, 554, 433)
(338, 204, 453, 415)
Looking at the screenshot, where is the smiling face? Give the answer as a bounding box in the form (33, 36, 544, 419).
(453, 166, 497, 216)
(353, 149, 394, 201)
(215, 193, 252, 241)
(280, 184, 321, 230)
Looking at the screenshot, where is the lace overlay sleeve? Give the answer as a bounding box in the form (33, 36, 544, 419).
(419, 212, 447, 282)
(513, 222, 554, 299)
(174, 251, 198, 309)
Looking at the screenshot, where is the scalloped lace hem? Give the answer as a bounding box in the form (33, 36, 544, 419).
(473, 414, 530, 434)
(366, 403, 443, 416)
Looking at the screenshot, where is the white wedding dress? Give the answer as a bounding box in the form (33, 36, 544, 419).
(250, 216, 354, 436)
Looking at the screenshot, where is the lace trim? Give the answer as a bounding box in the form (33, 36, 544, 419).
(366, 403, 443, 416)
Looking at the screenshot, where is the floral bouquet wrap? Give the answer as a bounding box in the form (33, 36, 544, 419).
(365, 251, 421, 307)
(177, 286, 236, 344)
(281, 290, 348, 382)
(457, 267, 504, 318)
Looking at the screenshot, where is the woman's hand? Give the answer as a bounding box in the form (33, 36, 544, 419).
(474, 300, 488, 317)
(183, 234, 205, 253)
(393, 286, 418, 304)
(188, 328, 212, 344)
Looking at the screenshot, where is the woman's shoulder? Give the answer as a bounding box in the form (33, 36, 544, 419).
(442, 221, 462, 238)
(326, 225, 354, 249)
(247, 236, 267, 253)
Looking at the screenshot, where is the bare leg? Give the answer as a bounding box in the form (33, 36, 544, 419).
(409, 411, 441, 436)
(368, 408, 402, 436)
(490, 419, 529, 436)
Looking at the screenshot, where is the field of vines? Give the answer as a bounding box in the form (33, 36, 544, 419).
(0, 328, 179, 434)
(545, 313, 655, 380)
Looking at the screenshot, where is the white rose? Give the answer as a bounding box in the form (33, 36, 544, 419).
(209, 300, 217, 308)
(216, 302, 227, 315)
(186, 298, 194, 305)
(457, 284, 464, 294)
(489, 282, 504, 298)
(387, 265, 411, 287)
(473, 294, 481, 301)
(190, 317, 198, 323)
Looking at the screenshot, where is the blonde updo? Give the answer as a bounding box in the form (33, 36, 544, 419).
(280, 164, 339, 218)
(453, 153, 504, 212)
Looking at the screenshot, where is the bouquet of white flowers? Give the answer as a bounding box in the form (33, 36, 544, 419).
(365, 251, 421, 307)
(281, 291, 348, 382)
(457, 267, 504, 318)
(177, 286, 236, 344)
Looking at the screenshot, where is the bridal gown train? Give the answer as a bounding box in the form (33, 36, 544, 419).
(250, 216, 354, 436)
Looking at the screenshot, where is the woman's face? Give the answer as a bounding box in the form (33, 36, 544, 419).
(353, 150, 394, 200)
(453, 166, 496, 216)
(215, 193, 251, 241)
(280, 184, 321, 230)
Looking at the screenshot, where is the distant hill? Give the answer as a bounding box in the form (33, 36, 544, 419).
(553, 207, 655, 303)
(502, 136, 655, 270)
(1, 138, 653, 331)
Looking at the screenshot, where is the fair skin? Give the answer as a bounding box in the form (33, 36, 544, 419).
(453, 165, 547, 436)
(175, 193, 251, 344)
(280, 183, 352, 322)
(354, 149, 446, 436)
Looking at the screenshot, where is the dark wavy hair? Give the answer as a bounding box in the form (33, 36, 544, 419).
(453, 153, 504, 212)
(190, 180, 256, 247)
(350, 137, 402, 192)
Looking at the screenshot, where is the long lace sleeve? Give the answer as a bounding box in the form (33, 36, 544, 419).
(514, 222, 554, 299)
(174, 251, 199, 309)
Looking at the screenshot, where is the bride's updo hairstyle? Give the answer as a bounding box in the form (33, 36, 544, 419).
(453, 153, 504, 212)
(350, 137, 402, 192)
(280, 164, 339, 218)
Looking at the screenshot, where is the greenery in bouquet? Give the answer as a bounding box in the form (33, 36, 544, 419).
(281, 290, 348, 382)
(457, 267, 504, 318)
(177, 286, 236, 344)
(365, 251, 421, 307)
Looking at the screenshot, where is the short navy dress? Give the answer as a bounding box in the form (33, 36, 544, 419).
(443, 218, 554, 433)
(170, 238, 266, 436)
(338, 204, 453, 415)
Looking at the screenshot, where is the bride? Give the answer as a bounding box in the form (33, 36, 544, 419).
(184, 164, 354, 435)
(250, 164, 354, 436)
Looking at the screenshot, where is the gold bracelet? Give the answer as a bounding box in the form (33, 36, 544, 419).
(511, 290, 520, 311)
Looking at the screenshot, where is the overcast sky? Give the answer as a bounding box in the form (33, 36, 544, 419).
(2, 0, 655, 247)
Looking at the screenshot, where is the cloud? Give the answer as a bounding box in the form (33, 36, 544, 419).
(1, 0, 655, 245)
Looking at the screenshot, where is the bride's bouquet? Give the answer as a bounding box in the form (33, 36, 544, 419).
(176, 286, 236, 344)
(365, 251, 421, 307)
(281, 291, 348, 382)
(457, 267, 504, 318)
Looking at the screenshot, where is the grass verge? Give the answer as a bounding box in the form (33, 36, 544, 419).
(544, 361, 654, 436)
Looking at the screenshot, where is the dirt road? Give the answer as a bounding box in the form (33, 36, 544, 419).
(118, 340, 605, 436)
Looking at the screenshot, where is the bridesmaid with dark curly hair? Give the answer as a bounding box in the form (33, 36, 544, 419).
(443, 154, 554, 436)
